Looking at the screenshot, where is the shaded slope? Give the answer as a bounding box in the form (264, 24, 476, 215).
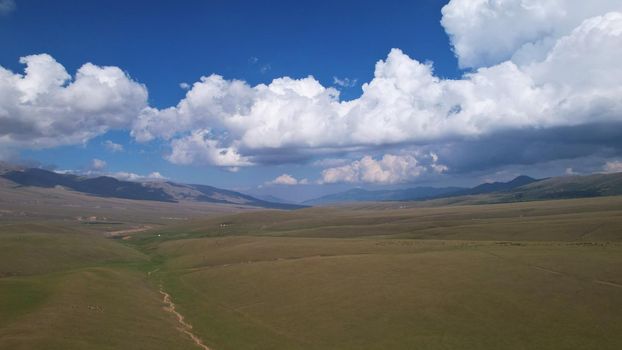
(145, 182, 305, 209)
(2, 168, 176, 202)
(304, 173, 622, 205)
(453, 175, 539, 196)
(507, 173, 622, 201)
(1, 167, 304, 209)
(304, 176, 540, 205)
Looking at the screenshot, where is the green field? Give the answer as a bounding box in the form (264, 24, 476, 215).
(1, 196, 622, 349)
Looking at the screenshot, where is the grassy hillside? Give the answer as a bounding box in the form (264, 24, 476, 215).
(123, 196, 622, 350)
(145, 238, 622, 349)
(509, 172, 622, 200)
(144, 196, 622, 241)
(0, 222, 199, 350)
(2, 195, 622, 349)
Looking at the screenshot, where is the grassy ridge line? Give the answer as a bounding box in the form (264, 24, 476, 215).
(127, 196, 622, 243)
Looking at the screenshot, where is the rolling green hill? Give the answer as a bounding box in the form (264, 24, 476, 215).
(122, 196, 622, 350)
(1, 170, 622, 349)
(507, 172, 622, 200)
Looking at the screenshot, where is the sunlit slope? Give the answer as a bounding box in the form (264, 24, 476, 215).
(2, 195, 621, 349)
(0, 176, 255, 229)
(512, 172, 622, 200)
(0, 223, 197, 350)
(126, 196, 622, 350)
(148, 196, 622, 241)
(152, 239, 622, 350)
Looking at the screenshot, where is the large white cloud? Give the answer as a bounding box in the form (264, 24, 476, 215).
(441, 0, 622, 68)
(165, 129, 252, 167)
(321, 153, 447, 184)
(131, 75, 346, 151)
(0, 54, 147, 151)
(3, 1, 622, 178)
(130, 8, 622, 168)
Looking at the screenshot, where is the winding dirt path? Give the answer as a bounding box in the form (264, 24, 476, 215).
(105, 225, 152, 238)
(160, 289, 211, 350)
(594, 280, 622, 289)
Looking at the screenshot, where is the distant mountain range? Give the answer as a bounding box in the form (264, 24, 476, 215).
(304, 173, 622, 205)
(304, 176, 540, 205)
(303, 186, 464, 205)
(252, 194, 297, 205)
(0, 166, 304, 210)
(450, 175, 538, 196)
(2, 163, 622, 208)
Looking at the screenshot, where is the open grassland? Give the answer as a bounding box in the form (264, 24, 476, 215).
(149, 239, 622, 350)
(0, 177, 258, 235)
(125, 196, 622, 350)
(1, 195, 622, 349)
(0, 223, 199, 350)
(147, 195, 622, 241)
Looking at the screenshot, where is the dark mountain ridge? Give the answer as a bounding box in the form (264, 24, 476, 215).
(0, 167, 304, 210)
(504, 173, 622, 201)
(450, 175, 539, 196)
(304, 176, 539, 205)
(306, 173, 622, 205)
(2, 168, 175, 202)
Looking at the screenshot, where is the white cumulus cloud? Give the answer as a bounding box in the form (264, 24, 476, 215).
(321, 153, 446, 184)
(165, 129, 252, 167)
(103, 140, 124, 152)
(128, 6, 622, 168)
(266, 173, 309, 186)
(3, 1, 622, 178)
(441, 0, 622, 68)
(0, 54, 147, 151)
(90, 158, 107, 171)
(603, 161, 622, 174)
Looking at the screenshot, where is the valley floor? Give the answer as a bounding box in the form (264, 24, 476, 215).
(1, 196, 622, 349)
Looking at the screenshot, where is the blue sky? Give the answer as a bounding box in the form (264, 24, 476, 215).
(2, 0, 622, 201)
(1, 0, 459, 106)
